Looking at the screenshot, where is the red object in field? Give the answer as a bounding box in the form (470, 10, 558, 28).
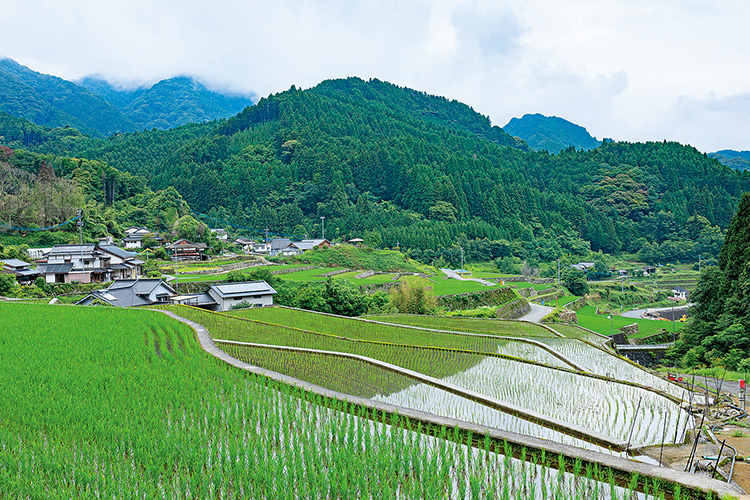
(678, 377, 683, 382)
(741, 379, 746, 389)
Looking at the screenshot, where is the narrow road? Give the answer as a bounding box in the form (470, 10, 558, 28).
(519, 304, 554, 323)
(440, 268, 496, 286)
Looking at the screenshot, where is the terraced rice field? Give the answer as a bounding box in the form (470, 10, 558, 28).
(171, 306, 691, 455)
(0, 302, 691, 499)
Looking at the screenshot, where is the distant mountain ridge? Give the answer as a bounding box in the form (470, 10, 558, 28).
(708, 150, 750, 171)
(503, 113, 602, 154)
(0, 58, 132, 137)
(77, 75, 256, 131)
(0, 58, 255, 137)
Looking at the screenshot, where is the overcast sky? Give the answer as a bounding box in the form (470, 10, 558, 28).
(2, 0, 748, 152)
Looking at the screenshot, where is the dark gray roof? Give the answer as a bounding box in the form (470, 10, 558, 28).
(78, 278, 176, 307)
(1, 258, 31, 269)
(209, 281, 277, 298)
(98, 245, 137, 259)
(270, 238, 292, 250)
(292, 242, 315, 251)
(14, 269, 40, 277)
(37, 263, 74, 274)
(173, 292, 217, 306)
(108, 278, 175, 296)
(48, 244, 96, 255)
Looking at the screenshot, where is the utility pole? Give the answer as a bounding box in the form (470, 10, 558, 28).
(265, 227, 269, 245)
(460, 246, 464, 271)
(77, 209, 85, 283)
(321, 216, 325, 240)
(556, 257, 561, 308)
(698, 254, 701, 273)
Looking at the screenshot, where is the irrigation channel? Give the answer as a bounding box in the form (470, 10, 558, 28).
(155, 305, 742, 499)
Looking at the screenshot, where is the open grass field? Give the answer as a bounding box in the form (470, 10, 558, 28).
(278, 267, 347, 282)
(547, 323, 607, 342)
(331, 271, 400, 284)
(575, 305, 684, 339)
(403, 273, 492, 296)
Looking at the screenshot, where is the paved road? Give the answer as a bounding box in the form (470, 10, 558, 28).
(674, 373, 744, 396)
(440, 268, 496, 286)
(621, 305, 691, 320)
(519, 304, 554, 323)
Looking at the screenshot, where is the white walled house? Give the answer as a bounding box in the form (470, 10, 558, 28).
(206, 281, 277, 311)
(37, 244, 111, 284)
(98, 245, 145, 280)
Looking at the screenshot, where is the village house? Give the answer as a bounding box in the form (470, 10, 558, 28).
(33, 243, 145, 284)
(77, 278, 176, 307)
(98, 245, 145, 280)
(571, 262, 595, 272)
(122, 226, 163, 249)
(172, 281, 277, 311)
(671, 286, 690, 301)
(1, 259, 40, 284)
(168, 239, 208, 261)
(36, 244, 112, 284)
(269, 238, 301, 257)
(210, 228, 228, 241)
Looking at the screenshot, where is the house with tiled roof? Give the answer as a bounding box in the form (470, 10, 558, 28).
(171, 280, 277, 311)
(76, 278, 176, 307)
(37, 244, 111, 284)
(1, 259, 40, 284)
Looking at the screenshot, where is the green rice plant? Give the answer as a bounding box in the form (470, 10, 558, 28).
(363, 312, 559, 338)
(0, 302, 715, 499)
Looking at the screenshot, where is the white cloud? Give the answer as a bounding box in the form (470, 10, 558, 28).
(1, 0, 749, 151)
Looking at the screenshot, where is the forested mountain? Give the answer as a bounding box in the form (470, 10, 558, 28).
(78, 75, 255, 130)
(2, 76, 748, 267)
(503, 113, 602, 154)
(668, 193, 750, 370)
(709, 150, 750, 171)
(0, 58, 255, 138)
(0, 58, 133, 137)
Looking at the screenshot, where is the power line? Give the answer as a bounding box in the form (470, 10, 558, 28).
(191, 211, 307, 240)
(0, 214, 80, 232)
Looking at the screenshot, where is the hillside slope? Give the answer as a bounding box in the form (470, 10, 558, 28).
(79, 75, 255, 130)
(709, 150, 750, 171)
(0, 58, 255, 137)
(3, 76, 748, 266)
(0, 58, 134, 137)
(503, 113, 602, 153)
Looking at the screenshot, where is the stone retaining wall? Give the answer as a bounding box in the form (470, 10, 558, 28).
(319, 268, 352, 277)
(495, 298, 531, 319)
(271, 265, 319, 275)
(486, 277, 554, 284)
(620, 323, 639, 336)
(564, 296, 587, 311)
(358, 281, 402, 295)
(184, 258, 264, 275)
